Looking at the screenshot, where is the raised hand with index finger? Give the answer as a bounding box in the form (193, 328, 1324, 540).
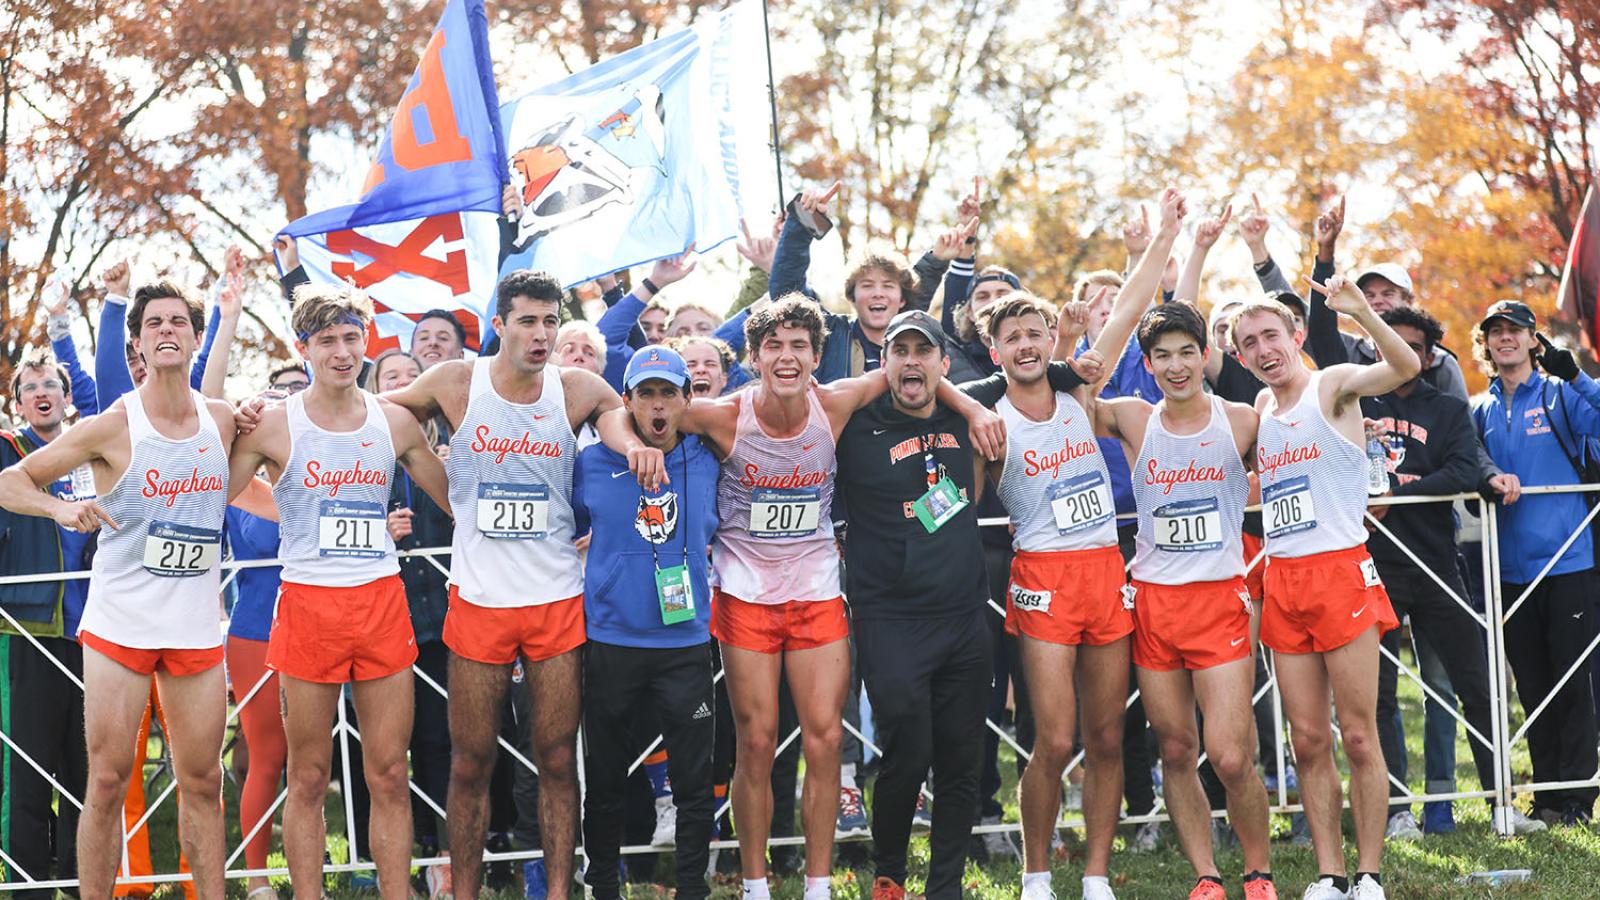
(801, 180, 842, 215)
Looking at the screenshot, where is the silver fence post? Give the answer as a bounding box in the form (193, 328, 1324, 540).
(1482, 500, 1517, 835)
(337, 694, 360, 874)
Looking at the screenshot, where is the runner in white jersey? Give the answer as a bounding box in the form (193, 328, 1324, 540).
(979, 188, 1184, 900)
(383, 268, 628, 900)
(1093, 299, 1275, 900)
(605, 294, 1004, 900)
(1228, 276, 1419, 900)
(0, 278, 274, 900)
(230, 285, 450, 900)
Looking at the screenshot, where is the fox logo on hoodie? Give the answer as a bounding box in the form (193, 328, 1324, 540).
(634, 492, 679, 544)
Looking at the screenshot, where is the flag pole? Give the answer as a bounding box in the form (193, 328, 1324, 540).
(759, 0, 785, 205)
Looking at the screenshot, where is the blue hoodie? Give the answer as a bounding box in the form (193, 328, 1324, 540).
(574, 436, 720, 648)
(1473, 369, 1600, 584)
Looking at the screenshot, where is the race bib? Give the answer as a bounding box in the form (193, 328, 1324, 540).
(1153, 497, 1224, 552)
(1262, 476, 1318, 539)
(68, 463, 97, 501)
(142, 522, 220, 577)
(1359, 557, 1382, 588)
(1048, 471, 1114, 535)
(317, 499, 385, 558)
(477, 483, 550, 540)
(749, 487, 821, 538)
(1010, 583, 1051, 614)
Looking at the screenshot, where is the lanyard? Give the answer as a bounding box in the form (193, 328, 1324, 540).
(920, 433, 948, 488)
(647, 442, 690, 572)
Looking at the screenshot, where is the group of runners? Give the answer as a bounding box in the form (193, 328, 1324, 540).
(0, 182, 1430, 900)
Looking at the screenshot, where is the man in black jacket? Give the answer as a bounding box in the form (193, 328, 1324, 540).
(836, 312, 993, 900)
(1362, 307, 1542, 836)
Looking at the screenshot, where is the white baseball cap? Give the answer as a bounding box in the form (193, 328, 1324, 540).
(1355, 262, 1414, 295)
(1208, 299, 1243, 335)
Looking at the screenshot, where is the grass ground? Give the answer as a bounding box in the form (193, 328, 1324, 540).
(115, 638, 1600, 899)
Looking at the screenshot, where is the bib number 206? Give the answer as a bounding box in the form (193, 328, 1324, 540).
(1262, 476, 1318, 539)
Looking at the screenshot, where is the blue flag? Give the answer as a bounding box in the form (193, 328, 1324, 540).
(498, 0, 777, 287)
(280, 0, 505, 355)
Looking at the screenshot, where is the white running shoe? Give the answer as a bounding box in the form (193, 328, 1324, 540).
(1020, 879, 1057, 900)
(1507, 807, 1549, 835)
(1081, 877, 1118, 900)
(1384, 810, 1422, 841)
(1131, 820, 1161, 853)
(1349, 874, 1386, 900)
(1300, 878, 1348, 900)
(651, 796, 677, 847)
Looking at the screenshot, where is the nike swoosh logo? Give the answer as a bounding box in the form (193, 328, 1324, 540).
(1230, 637, 1245, 647)
(1284, 420, 1302, 428)
(1199, 440, 1216, 448)
(611, 471, 629, 479)
(1062, 418, 1074, 427)
(197, 446, 210, 453)
(801, 442, 819, 452)
(360, 441, 374, 448)
(872, 429, 887, 436)
(1351, 605, 1368, 619)
(532, 414, 548, 420)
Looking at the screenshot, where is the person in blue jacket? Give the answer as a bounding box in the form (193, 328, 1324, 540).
(593, 251, 748, 393)
(1471, 299, 1600, 826)
(573, 346, 720, 900)
(0, 352, 95, 898)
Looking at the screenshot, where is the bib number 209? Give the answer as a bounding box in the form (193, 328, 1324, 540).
(1048, 472, 1113, 535)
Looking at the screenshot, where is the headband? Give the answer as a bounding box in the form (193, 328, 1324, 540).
(296, 311, 367, 344)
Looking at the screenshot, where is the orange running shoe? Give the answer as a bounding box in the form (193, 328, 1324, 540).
(1243, 876, 1278, 900)
(1188, 878, 1227, 900)
(872, 876, 907, 900)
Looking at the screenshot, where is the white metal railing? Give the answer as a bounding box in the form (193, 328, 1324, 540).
(0, 485, 1597, 889)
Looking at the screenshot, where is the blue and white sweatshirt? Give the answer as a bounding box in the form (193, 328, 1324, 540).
(573, 436, 720, 648)
(1473, 369, 1600, 583)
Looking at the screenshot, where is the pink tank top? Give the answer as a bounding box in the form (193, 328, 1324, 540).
(712, 386, 840, 604)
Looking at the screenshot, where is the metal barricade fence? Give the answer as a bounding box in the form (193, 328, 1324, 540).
(0, 485, 1596, 889)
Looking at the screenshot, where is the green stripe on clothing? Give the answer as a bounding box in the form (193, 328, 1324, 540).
(1, 634, 12, 874)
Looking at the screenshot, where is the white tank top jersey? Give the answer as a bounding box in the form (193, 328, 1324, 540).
(447, 358, 581, 608)
(1256, 371, 1370, 558)
(713, 387, 840, 604)
(995, 390, 1119, 553)
(1131, 394, 1248, 584)
(81, 389, 229, 649)
(273, 391, 399, 587)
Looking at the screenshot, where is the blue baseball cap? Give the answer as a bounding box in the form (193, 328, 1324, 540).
(623, 346, 689, 390)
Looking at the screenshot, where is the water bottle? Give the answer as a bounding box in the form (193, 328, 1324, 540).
(1366, 434, 1389, 496)
(1460, 869, 1531, 886)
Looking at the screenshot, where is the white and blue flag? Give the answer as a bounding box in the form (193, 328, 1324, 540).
(498, 0, 778, 286)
